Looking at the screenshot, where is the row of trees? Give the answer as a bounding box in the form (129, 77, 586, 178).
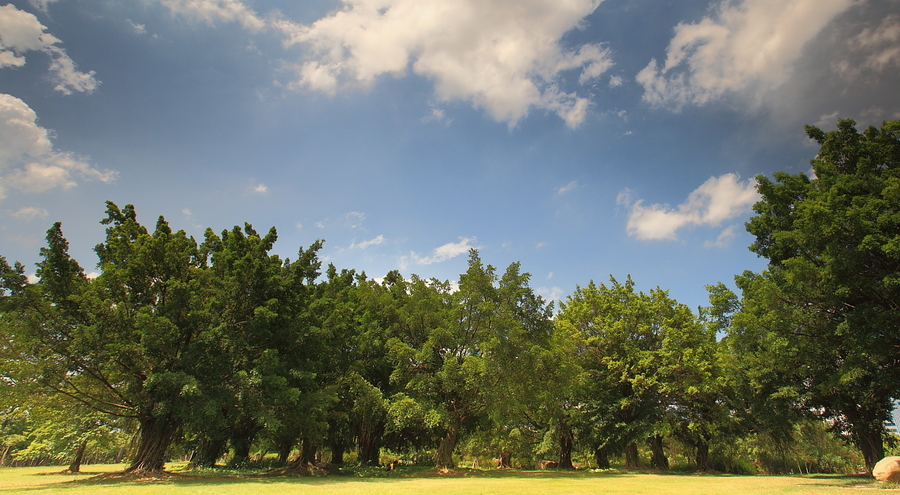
(1, 119, 898, 475)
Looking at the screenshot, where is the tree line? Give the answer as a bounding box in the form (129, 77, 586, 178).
(1, 119, 898, 476)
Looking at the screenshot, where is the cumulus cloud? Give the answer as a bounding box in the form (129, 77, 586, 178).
(0, 94, 116, 199)
(410, 237, 477, 265)
(636, 0, 855, 110)
(159, 0, 612, 128)
(0, 4, 99, 94)
(619, 173, 759, 241)
(250, 183, 268, 194)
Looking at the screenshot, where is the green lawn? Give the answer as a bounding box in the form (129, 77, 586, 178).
(1, 464, 896, 494)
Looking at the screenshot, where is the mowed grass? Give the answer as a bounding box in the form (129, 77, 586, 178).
(1, 463, 897, 495)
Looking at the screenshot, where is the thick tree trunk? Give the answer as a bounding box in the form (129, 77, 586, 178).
(435, 427, 457, 469)
(356, 419, 383, 466)
(695, 439, 711, 471)
(624, 443, 642, 470)
(594, 446, 610, 469)
(299, 438, 317, 466)
(497, 451, 512, 469)
(228, 433, 255, 468)
(649, 435, 669, 470)
(124, 415, 178, 474)
(193, 437, 227, 468)
(66, 442, 87, 473)
(330, 440, 345, 465)
(854, 423, 884, 473)
(557, 427, 575, 469)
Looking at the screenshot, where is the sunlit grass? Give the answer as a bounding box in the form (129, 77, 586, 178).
(0, 463, 895, 494)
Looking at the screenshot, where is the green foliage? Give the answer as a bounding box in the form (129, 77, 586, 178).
(742, 118, 900, 471)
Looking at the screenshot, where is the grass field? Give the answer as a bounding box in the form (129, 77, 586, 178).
(1, 463, 897, 494)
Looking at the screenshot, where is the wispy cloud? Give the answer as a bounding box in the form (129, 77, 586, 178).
(556, 180, 578, 195)
(619, 174, 759, 241)
(408, 237, 478, 265)
(344, 211, 366, 229)
(250, 183, 268, 194)
(704, 224, 739, 248)
(9, 206, 48, 220)
(352, 234, 386, 250)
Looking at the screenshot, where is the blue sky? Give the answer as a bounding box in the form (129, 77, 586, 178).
(1, 0, 899, 311)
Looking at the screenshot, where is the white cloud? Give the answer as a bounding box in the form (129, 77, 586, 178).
(0, 93, 116, 199)
(0, 4, 99, 94)
(637, 0, 855, 110)
(556, 180, 578, 194)
(126, 19, 147, 35)
(290, 1, 611, 127)
(158, 0, 613, 127)
(422, 106, 450, 124)
(251, 183, 268, 194)
(352, 234, 386, 250)
(411, 236, 477, 265)
(608, 75, 623, 88)
(344, 211, 366, 229)
(536, 285, 564, 302)
(158, 0, 266, 31)
(620, 173, 759, 241)
(704, 224, 739, 248)
(28, 0, 57, 14)
(9, 206, 48, 220)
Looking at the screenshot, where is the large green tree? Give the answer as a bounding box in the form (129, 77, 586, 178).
(743, 119, 900, 471)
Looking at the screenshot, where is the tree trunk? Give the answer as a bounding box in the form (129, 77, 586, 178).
(193, 437, 227, 468)
(435, 427, 457, 469)
(330, 440, 345, 465)
(649, 435, 669, 470)
(276, 438, 295, 465)
(228, 433, 255, 468)
(114, 447, 126, 463)
(854, 423, 884, 474)
(557, 427, 575, 469)
(497, 451, 512, 469)
(67, 442, 87, 473)
(594, 446, 610, 469)
(0, 445, 11, 467)
(624, 443, 642, 470)
(357, 420, 383, 466)
(124, 415, 178, 474)
(299, 438, 317, 466)
(695, 439, 711, 471)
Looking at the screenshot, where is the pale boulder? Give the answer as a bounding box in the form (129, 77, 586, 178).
(873, 456, 900, 482)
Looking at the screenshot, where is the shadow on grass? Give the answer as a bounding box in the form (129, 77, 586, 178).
(8, 466, 871, 492)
